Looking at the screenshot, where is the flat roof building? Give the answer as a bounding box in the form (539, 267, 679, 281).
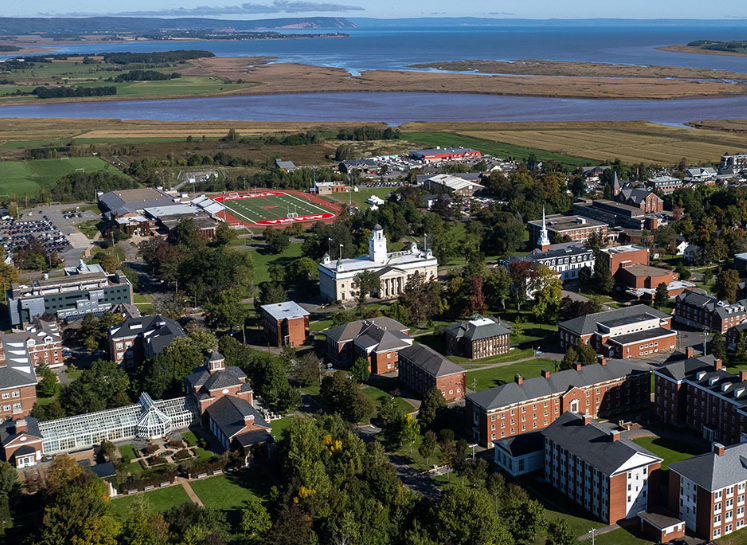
(527, 214, 608, 246)
(261, 302, 310, 347)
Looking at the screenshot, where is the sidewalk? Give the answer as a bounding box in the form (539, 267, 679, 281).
(177, 477, 203, 507)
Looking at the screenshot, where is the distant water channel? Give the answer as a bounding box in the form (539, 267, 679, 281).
(2, 93, 747, 125)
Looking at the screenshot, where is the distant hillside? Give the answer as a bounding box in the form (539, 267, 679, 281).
(0, 17, 355, 34)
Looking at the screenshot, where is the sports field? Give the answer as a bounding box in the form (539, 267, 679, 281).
(214, 190, 337, 226)
(0, 157, 130, 197)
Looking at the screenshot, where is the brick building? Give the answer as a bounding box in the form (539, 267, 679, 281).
(3, 319, 63, 369)
(0, 334, 39, 419)
(599, 245, 650, 276)
(466, 360, 651, 447)
(261, 301, 310, 347)
(0, 416, 43, 469)
(325, 317, 410, 371)
(502, 243, 596, 283)
(637, 508, 686, 543)
(669, 442, 747, 541)
(185, 351, 273, 461)
(675, 290, 747, 334)
(646, 176, 683, 194)
(397, 344, 466, 401)
(543, 412, 663, 524)
(617, 187, 664, 213)
(653, 354, 747, 445)
(527, 215, 608, 245)
(617, 265, 693, 301)
(445, 315, 511, 359)
(558, 305, 675, 360)
(108, 315, 186, 370)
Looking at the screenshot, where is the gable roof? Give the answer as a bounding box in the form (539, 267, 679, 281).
(325, 317, 408, 344)
(0, 417, 41, 446)
(542, 412, 662, 475)
(205, 395, 269, 441)
(669, 442, 747, 492)
(558, 304, 670, 336)
(677, 289, 747, 319)
(494, 430, 544, 457)
(185, 364, 247, 392)
(353, 325, 412, 352)
(655, 354, 717, 382)
(109, 315, 185, 350)
(399, 344, 465, 378)
(468, 360, 647, 411)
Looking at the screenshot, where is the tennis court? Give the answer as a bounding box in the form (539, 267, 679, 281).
(213, 190, 337, 226)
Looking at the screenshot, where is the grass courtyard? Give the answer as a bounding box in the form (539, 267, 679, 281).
(464, 358, 559, 391)
(632, 434, 707, 471)
(109, 484, 191, 520)
(189, 468, 272, 526)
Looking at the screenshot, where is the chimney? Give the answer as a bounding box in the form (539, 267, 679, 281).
(573, 363, 582, 372)
(685, 346, 694, 359)
(610, 430, 620, 442)
(714, 442, 725, 456)
(244, 414, 255, 424)
(497, 317, 501, 324)
(599, 358, 607, 366)
(515, 374, 523, 385)
(715, 359, 723, 371)
(582, 414, 592, 426)
(14, 418, 28, 434)
(541, 369, 550, 379)
(740, 370, 747, 383)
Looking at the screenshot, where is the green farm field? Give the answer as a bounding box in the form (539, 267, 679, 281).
(0, 157, 130, 197)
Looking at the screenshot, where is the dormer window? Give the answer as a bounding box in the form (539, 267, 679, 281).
(722, 383, 732, 392)
(697, 371, 707, 380)
(710, 377, 719, 386)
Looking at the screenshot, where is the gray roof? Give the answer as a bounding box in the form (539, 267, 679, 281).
(657, 355, 747, 409)
(493, 430, 544, 457)
(656, 354, 718, 382)
(620, 187, 658, 205)
(0, 417, 41, 446)
(637, 508, 683, 530)
(261, 301, 309, 321)
(677, 289, 747, 319)
(558, 305, 670, 336)
(98, 188, 175, 218)
(669, 442, 747, 492)
(353, 325, 412, 353)
(468, 360, 647, 411)
(325, 317, 408, 344)
(399, 344, 465, 378)
(445, 315, 511, 342)
(205, 395, 269, 442)
(542, 412, 662, 475)
(109, 315, 185, 351)
(185, 365, 247, 392)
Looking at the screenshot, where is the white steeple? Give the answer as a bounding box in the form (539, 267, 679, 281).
(538, 207, 551, 250)
(369, 224, 387, 264)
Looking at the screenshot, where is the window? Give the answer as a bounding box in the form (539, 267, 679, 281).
(11, 391, 19, 398)
(1, 393, 8, 400)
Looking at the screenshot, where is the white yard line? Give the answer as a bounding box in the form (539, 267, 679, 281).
(281, 192, 332, 215)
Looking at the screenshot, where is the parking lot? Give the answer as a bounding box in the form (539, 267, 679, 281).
(15, 203, 99, 264)
(0, 216, 70, 257)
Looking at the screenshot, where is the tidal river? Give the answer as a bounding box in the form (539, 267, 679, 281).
(1, 92, 747, 125)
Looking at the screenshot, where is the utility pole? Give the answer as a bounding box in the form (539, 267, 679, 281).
(704, 327, 708, 356)
(590, 528, 596, 545)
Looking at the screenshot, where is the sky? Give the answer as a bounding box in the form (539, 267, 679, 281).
(16, 0, 747, 20)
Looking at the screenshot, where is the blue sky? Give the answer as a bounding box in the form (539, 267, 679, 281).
(20, 0, 747, 19)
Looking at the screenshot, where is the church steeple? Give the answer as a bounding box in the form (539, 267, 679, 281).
(369, 224, 387, 264)
(612, 171, 621, 197)
(538, 207, 551, 251)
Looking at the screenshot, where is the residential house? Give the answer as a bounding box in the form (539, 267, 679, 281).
(0, 416, 43, 469)
(325, 317, 410, 369)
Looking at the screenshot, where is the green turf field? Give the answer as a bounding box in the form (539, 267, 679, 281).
(0, 157, 130, 197)
(218, 191, 335, 225)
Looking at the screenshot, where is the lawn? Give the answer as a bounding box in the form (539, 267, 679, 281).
(250, 242, 304, 285)
(632, 435, 707, 471)
(108, 484, 191, 520)
(451, 347, 536, 368)
(362, 384, 415, 419)
(593, 527, 653, 545)
(465, 358, 559, 392)
(181, 431, 198, 447)
(118, 444, 139, 461)
(189, 468, 272, 526)
(76, 219, 103, 239)
(348, 187, 398, 208)
(0, 157, 131, 198)
(270, 415, 298, 437)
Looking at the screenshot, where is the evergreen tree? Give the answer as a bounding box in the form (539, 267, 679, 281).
(350, 357, 371, 383)
(654, 282, 670, 309)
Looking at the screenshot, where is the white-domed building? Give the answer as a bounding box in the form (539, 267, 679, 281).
(318, 225, 438, 304)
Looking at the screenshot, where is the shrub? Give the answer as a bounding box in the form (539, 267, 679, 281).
(146, 456, 167, 467)
(173, 449, 193, 461)
(167, 440, 184, 449)
(142, 445, 159, 456)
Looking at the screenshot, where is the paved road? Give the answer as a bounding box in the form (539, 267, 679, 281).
(561, 289, 613, 311)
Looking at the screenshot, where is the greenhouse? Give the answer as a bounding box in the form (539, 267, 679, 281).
(39, 393, 199, 455)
